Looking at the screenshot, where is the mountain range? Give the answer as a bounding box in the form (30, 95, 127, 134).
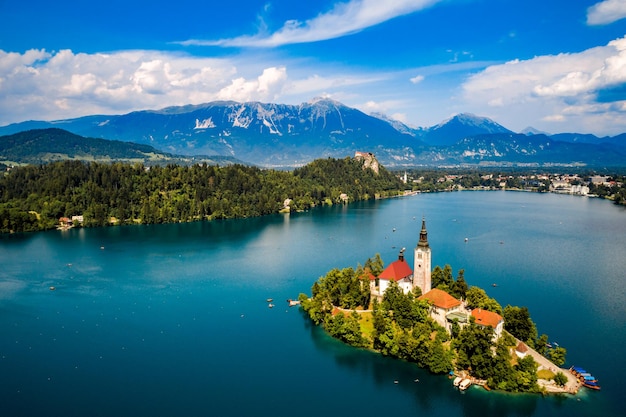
(1, 98, 625, 168)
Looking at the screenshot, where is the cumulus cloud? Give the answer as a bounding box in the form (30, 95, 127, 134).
(0, 49, 246, 123)
(216, 66, 288, 102)
(461, 36, 626, 134)
(587, 0, 626, 25)
(410, 75, 425, 84)
(180, 0, 441, 47)
(0, 49, 386, 125)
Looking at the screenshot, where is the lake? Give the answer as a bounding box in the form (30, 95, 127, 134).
(0, 191, 624, 417)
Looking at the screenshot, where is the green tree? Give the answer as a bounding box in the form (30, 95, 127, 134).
(431, 265, 443, 288)
(553, 371, 568, 387)
(536, 334, 549, 356)
(455, 321, 495, 379)
(465, 287, 502, 314)
(364, 253, 384, 276)
(503, 305, 538, 347)
(451, 269, 468, 299)
(514, 355, 539, 392)
(548, 346, 567, 367)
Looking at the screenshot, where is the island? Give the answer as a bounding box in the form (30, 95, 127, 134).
(299, 218, 587, 394)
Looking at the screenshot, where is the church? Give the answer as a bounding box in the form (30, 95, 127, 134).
(373, 218, 504, 339)
(375, 217, 432, 296)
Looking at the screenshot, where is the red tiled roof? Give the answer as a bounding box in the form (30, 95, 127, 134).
(378, 259, 412, 281)
(516, 341, 528, 353)
(418, 288, 461, 309)
(471, 309, 503, 329)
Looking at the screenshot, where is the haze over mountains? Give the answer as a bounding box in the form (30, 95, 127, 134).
(1, 98, 625, 168)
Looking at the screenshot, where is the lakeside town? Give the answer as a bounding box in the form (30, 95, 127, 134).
(399, 171, 626, 204)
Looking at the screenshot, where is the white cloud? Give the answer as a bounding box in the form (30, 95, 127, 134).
(180, 0, 441, 47)
(587, 0, 626, 25)
(0, 48, 388, 125)
(216, 66, 288, 102)
(410, 75, 425, 84)
(460, 36, 626, 134)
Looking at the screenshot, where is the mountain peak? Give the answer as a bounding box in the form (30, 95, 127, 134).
(425, 113, 512, 146)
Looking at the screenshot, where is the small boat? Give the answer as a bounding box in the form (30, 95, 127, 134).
(464, 237, 468, 242)
(459, 379, 472, 391)
(453, 376, 462, 387)
(268, 303, 275, 308)
(266, 298, 273, 303)
(492, 283, 498, 287)
(582, 381, 601, 390)
(49, 286, 56, 291)
(287, 299, 301, 307)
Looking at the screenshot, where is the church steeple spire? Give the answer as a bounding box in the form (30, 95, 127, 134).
(418, 217, 429, 248)
(413, 216, 432, 294)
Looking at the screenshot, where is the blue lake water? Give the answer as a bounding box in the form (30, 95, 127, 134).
(0, 191, 624, 417)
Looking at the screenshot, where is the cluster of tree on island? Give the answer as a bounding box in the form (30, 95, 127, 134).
(298, 256, 569, 393)
(0, 157, 404, 233)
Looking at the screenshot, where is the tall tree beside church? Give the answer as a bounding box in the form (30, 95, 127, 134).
(431, 265, 443, 288)
(451, 269, 468, 299)
(503, 305, 538, 347)
(364, 253, 384, 277)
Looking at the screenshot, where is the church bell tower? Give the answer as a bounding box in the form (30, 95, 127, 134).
(413, 217, 432, 294)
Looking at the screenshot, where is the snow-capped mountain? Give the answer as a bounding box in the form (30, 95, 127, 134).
(420, 113, 513, 146)
(0, 99, 420, 167)
(1, 99, 624, 167)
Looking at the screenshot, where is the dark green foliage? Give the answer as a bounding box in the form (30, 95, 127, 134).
(547, 346, 567, 367)
(503, 305, 538, 347)
(451, 269, 468, 299)
(0, 128, 165, 162)
(326, 312, 369, 348)
(465, 286, 503, 314)
(536, 334, 549, 356)
(455, 322, 495, 379)
(553, 371, 568, 387)
(363, 253, 384, 277)
(0, 157, 404, 233)
(293, 157, 403, 201)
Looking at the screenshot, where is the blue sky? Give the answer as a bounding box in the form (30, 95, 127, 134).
(1, 0, 626, 135)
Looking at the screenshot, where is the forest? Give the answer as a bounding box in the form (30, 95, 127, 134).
(299, 258, 568, 393)
(0, 157, 405, 233)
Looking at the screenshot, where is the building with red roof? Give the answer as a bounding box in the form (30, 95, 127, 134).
(418, 288, 464, 332)
(378, 249, 414, 295)
(471, 308, 504, 340)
